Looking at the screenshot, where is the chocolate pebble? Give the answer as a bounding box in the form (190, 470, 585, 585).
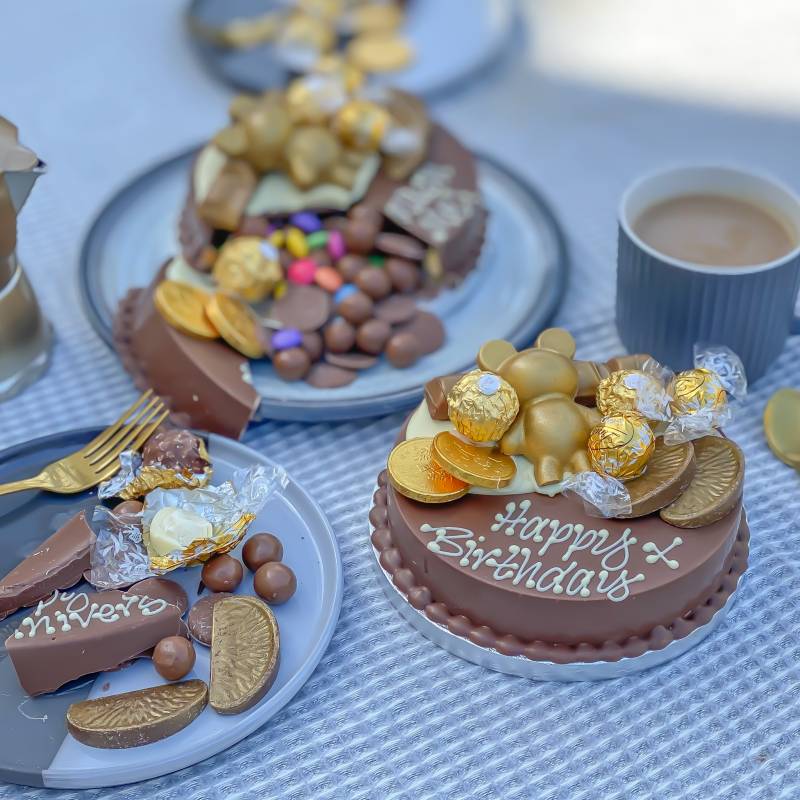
(348, 203, 383, 227)
(336, 254, 367, 282)
(273, 347, 311, 381)
(323, 317, 356, 353)
(343, 218, 379, 255)
(356, 318, 392, 355)
(153, 636, 196, 681)
(187, 593, 232, 645)
(305, 362, 358, 388)
(254, 562, 297, 605)
(243, 533, 284, 573)
(376, 233, 426, 261)
(201, 554, 244, 593)
(386, 331, 421, 368)
(301, 331, 323, 361)
(355, 267, 392, 300)
(385, 257, 421, 293)
(337, 290, 374, 325)
(374, 295, 418, 325)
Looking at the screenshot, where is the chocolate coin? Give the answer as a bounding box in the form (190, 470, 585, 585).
(431, 431, 516, 489)
(205, 292, 265, 359)
(271, 283, 332, 331)
(387, 438, 469, 504)
(374, 295, 417, 325)
(305, 362, 358, 388)
(324, 351, 378, 370)
(154, 280, 218, 339)
(347, 32, 413, 73)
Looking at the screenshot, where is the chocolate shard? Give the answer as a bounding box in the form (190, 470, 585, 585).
(113, 263, 260, 440)
(424, 374, 462, 421)
(0, 511, 95, 621)
(6, 587, 186, 696)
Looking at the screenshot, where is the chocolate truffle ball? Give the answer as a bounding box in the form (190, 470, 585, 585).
(274, 347, 311, 381)
(337, 290, 374, 325)
(355, 267, 393, 300)
(243, 533, 284, 573)
(343, 218, 379, 255)
(324, 317, 357, 353)
(386, 331, 421, 368)
(386, 258, 421, 293)
(142, 429, 207, 472)
(356, 318, 392, 355)
(254, 562, 297, 605)
(301, 331, 324, 362)
(153, 636, 196, 681)
(336, 254, 367, 282)
(201, 554, 244, 593)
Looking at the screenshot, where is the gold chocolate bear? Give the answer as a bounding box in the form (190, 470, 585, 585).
(477, 329, 601, 486)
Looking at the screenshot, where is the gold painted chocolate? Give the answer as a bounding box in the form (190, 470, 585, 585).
(213, 236, 283, 303)
(535, 328, 576, 358)
(596, 369, 668, 421)
(387, 438, 468, 503)
(477, 339, 517, 372)
(154, 280, 218, 339)
(588, 412, 655, 480)
(763, 387, 800, 469)
(66, 680, 208, 749)
(332, 99, 390, 152)
(347, 32, 413, 72)
(278, 11, 336, 54)
(669, 368, 727, 417)
(660, 436, 744, 528)
(284, 125, 343, 189)
(431, 431, 516, 489)
(447, 370, 519, 442)
(205, 292, 265, 359)
(313, 54, 365, 94)
(210, 596, 280, 715)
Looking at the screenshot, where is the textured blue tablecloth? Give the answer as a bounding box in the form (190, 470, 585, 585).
(2, 2, 800, 798)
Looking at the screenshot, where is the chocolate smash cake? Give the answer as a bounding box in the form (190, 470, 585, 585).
(115, 68, 486, 438)
(370, 329, 748, 666)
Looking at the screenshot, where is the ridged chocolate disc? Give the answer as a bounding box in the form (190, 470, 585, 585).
(210, 596, 280, 715)
(660, 436, 744, 528)
(66, 679, 208, 749)
(618, 439, 696, 518)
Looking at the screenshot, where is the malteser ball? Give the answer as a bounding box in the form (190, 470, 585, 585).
(153, 636, 196, 681)
(201, 554, 244, 593)
(301, 331, 324, 362)
(337, 290, 374, 324)
(348, 203, 382, 227)
(337, 254, 367, 282)
(324, 317, 356, 353)
(343, 218, 379, 255)
(254, 562, 297, 604)
(242, 533, 284, 573)
(355, 267, 392, 300)
(386, 258, 420, 293)
(274, 347, 311, 381)
(356, 318, 391, 355)
(386, 331, 420, 368)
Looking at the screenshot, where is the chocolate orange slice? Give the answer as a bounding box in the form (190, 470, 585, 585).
(209, 596, 280, 714)
(659, 436, 744, 528)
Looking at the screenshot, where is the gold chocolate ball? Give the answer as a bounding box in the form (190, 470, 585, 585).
(447, 370, 519, 443)
(213, 236, 283, 303)
(596, 369, 669, 422)
(669, 368, 727, 418)
(332, 99, 391, 152)
(278, 12, 336, 54)
(588, 412, 655, 481)
(314, 54, 365, 93)
(284, 125, 342, 188)
(286, 74, 347, 125)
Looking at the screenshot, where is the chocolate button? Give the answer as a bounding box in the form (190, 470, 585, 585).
(306, 363, 358, 388)
(336, 254, 367, 282)
(386, 331, 421, 368)
(356, 318, 392, 355)
(385, 257, 421, 293)
(397, 311, 445, 355)
(325, 352, 379, 370)
(187, 593, 232, 645)
(374, 295, 418, 324)
(324, 318, 357, 353)
(337, 290, 374, 325)
(375, 233, 426, 261)
(355, 267, 393, 300)
(274, 347, 311, 381)
(271, 284, 332, 332)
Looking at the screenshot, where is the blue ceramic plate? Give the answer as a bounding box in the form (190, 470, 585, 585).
(0, 429, 342, 789)
(79, 147, 568, 422)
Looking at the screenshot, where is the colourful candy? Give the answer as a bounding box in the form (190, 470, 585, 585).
(306, 230, 329, 250)
(314, 265, 344, 293)
(334, 283, 359, 305)
(268, 229, 285, 248)
(327, 229, 346, 261)
(273, 280, 288, 299)
(289, 212, 323, 233)
(368, 254, 386, 267)
(285, 227, 309, 258)
(287, 259, 317, 285)
(271, 328, 304, 351)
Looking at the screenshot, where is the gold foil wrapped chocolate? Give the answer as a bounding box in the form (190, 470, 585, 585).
(332, 99, 391, 152)
(596, 369, 670, 422)
(669, 368, 727, 418)
(446, 369, 519, 443)
(213, 236, 283, 302)
(286, 74, 347, 125)
(588, 412, 655, 480)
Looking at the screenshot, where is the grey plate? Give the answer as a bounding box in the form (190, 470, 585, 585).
(79, 147, 567, 422)
(0, 429, 342, 789)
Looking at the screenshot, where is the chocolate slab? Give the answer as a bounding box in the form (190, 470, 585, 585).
(424, 374, 462, 421)
(0, 511, 95, 621)
(6, 588, 185, 696)
(179, 180, 215, 272)
(114, 264, 260, 439)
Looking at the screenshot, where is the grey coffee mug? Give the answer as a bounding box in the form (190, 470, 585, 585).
(616, 166, 800, 381)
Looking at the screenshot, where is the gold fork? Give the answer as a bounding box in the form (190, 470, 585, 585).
(0, 390, 169, 496)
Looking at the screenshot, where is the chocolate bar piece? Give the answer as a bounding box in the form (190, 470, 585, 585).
(197, 158, 257, 232)
(0, 511, 95, 621)
(6, 588, 185, 695)
(575, 354, 653, 407)
(424, 374, 462, 420)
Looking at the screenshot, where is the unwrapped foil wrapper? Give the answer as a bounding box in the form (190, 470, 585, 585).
(87, 505, 152, 589)
(562, 471, 632, 519)
(98, 447, 212, 501)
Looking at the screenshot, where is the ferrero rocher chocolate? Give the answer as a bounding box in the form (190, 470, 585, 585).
(596, 369, 669, 422)
(388, 437, 469, 503)
(286, 74, 347, 125)
(205, 292, 265, 359)
(431, 431, 516, 489)
(154, 280, 218, 340)
(213, 236, 283, 302)
(447, 369, 519, 443)
(669, 368, 727, 418)
(332, 99, 391, 152)
(588, 412, 655, 481)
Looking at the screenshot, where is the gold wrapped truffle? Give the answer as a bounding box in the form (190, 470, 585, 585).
(596, 369, 670, 422)
(588, 412, 655, 481)
(669, 368, 727, 418)
(286, 74, 347, 125)
(213, 236, 283, 303)
(447, 370, 519, 443)
(332, 99, 391, 152)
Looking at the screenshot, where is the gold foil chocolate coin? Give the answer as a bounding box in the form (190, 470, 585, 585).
(210, 596, 280, 714)
(763, 387, 800, 469)
(154, 280, 218, 339)
(431, 431, 516, 489)
(588, 412, 655, 480)
(387, 438, 469, 503)
(205, 292, 265, 359)
(346, 32, 413, 73)
(66, 680, 208, 749)
(660, 436, 744, 528)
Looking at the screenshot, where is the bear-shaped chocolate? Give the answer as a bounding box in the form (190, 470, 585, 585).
(477, 329, 601, 487)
